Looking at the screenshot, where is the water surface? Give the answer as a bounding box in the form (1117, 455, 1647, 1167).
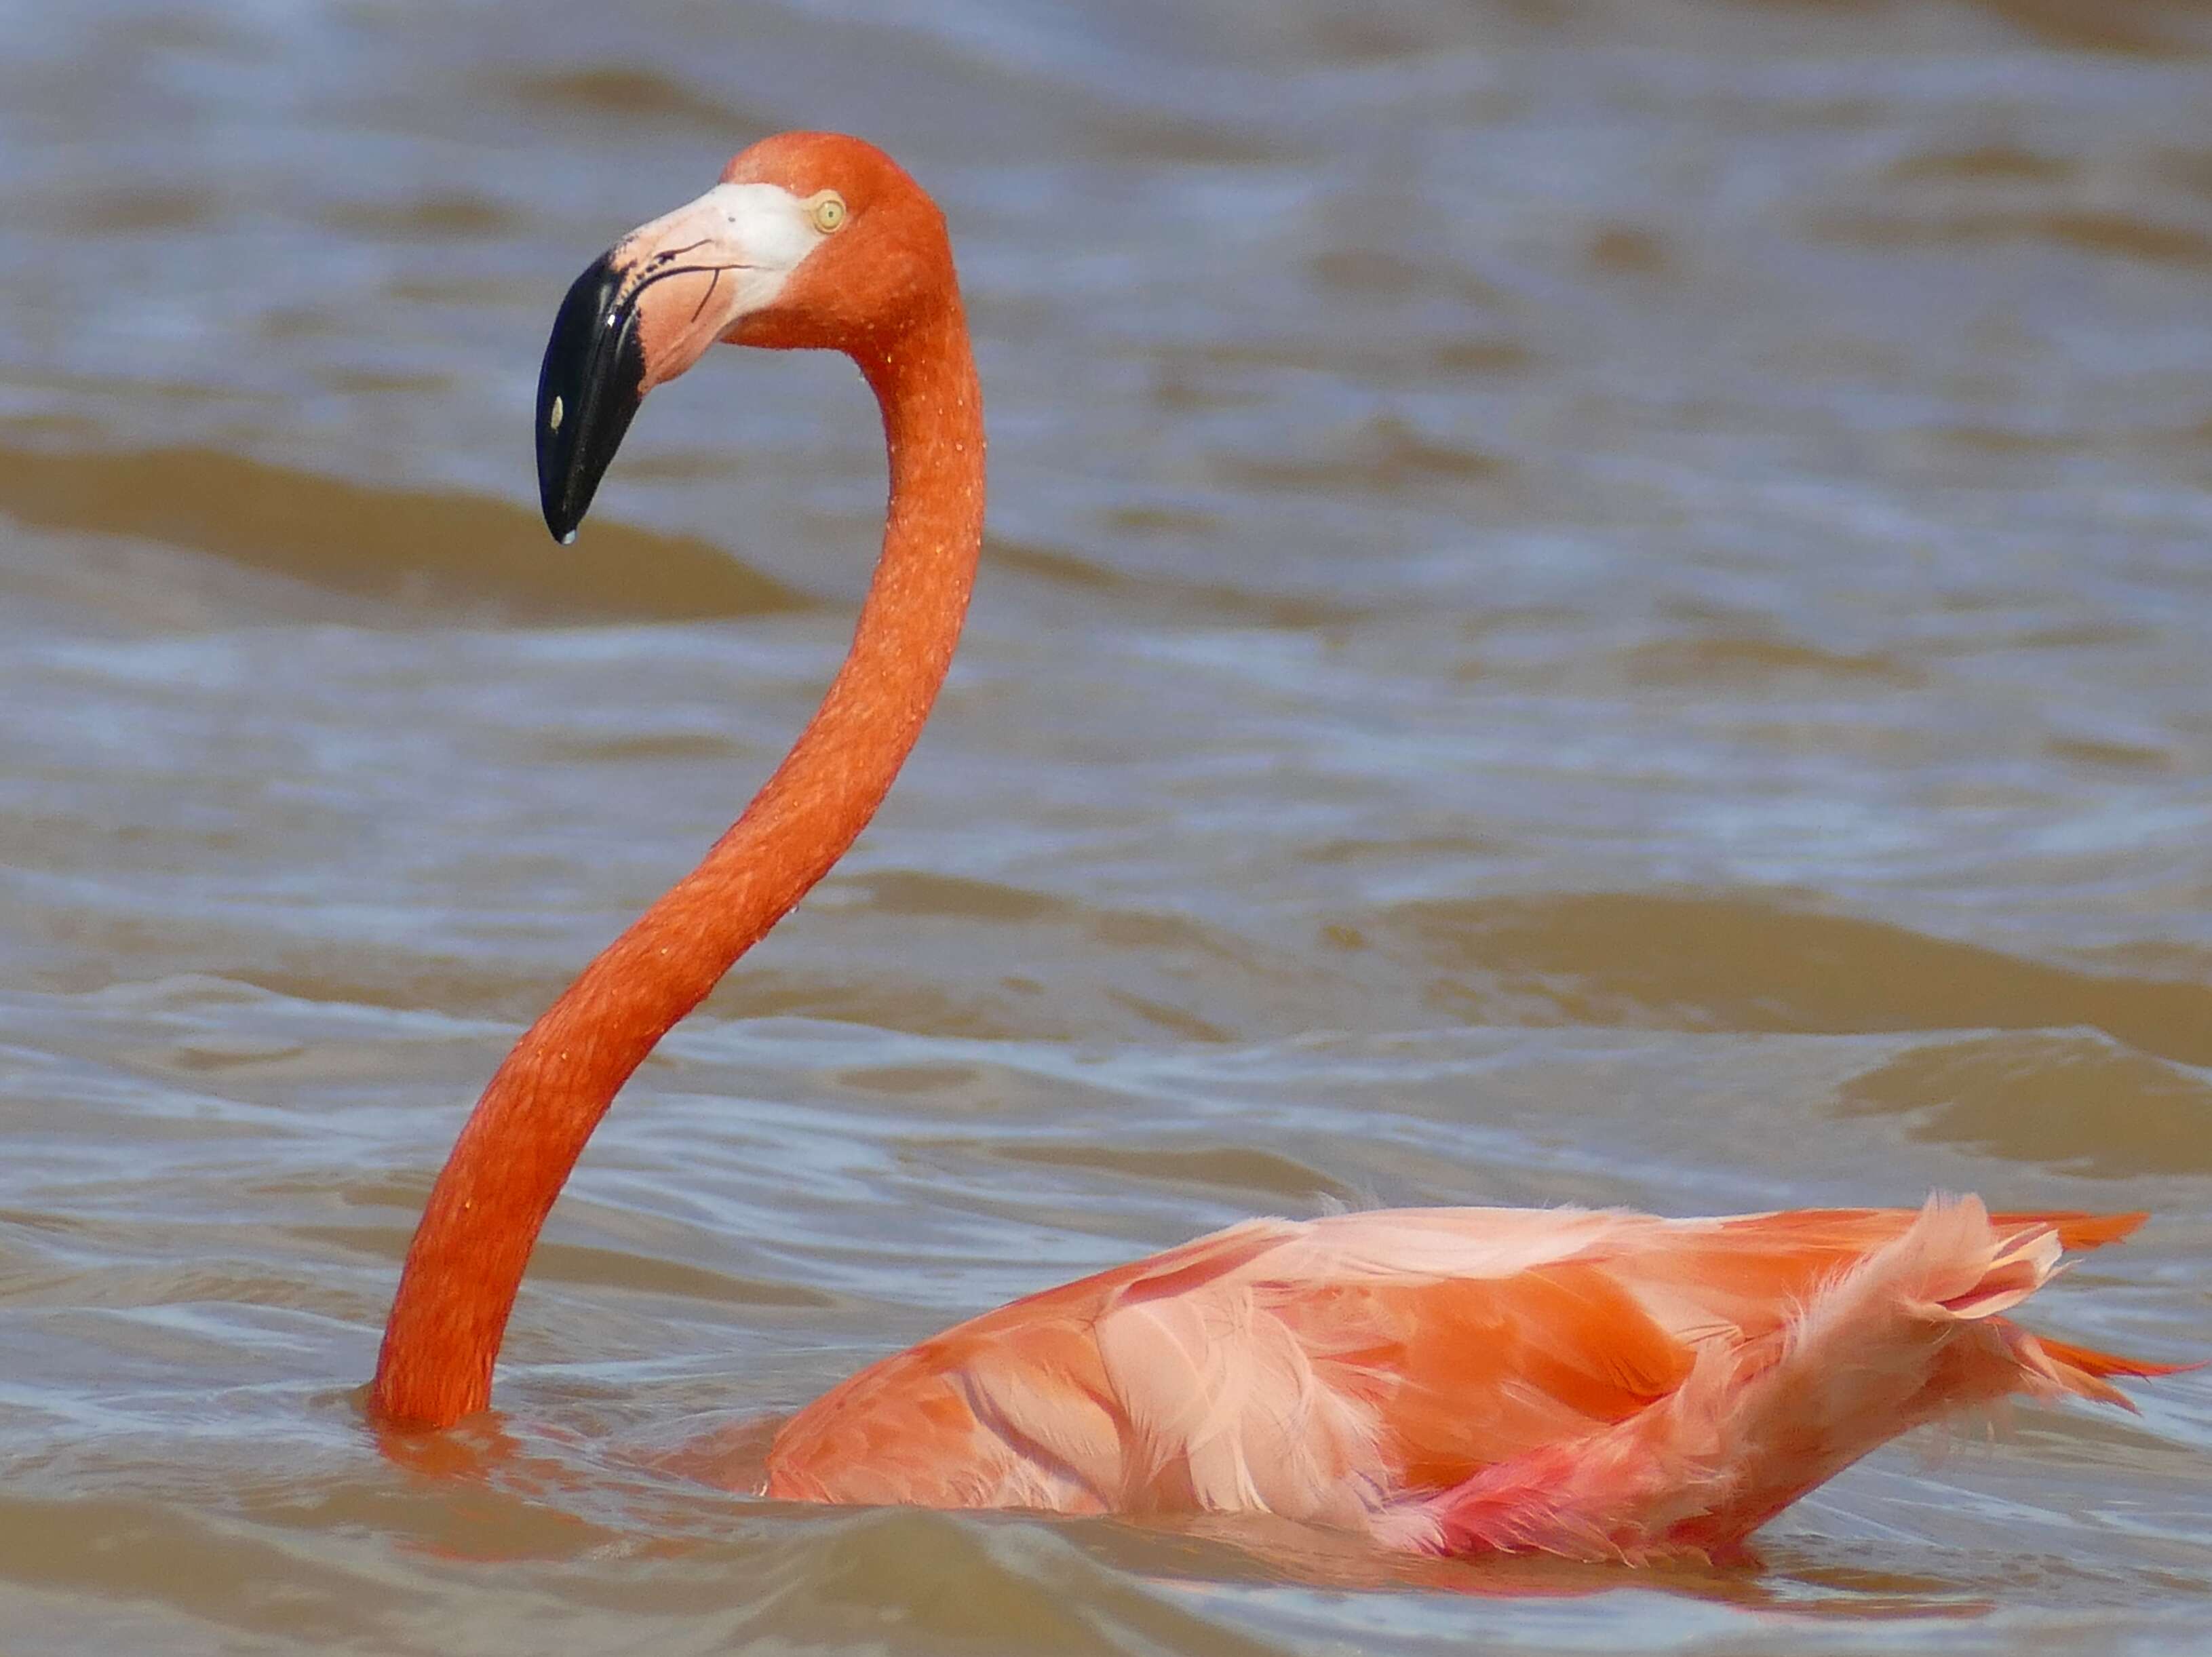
(2, 2, 2209, 1652)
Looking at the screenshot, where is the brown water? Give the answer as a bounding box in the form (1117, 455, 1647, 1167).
(3, 1, 2210, 1651)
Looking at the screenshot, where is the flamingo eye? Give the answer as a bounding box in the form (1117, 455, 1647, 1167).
(810, 192, 847, 233)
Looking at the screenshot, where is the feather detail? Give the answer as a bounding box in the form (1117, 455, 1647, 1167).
(1416, 1194, 2140, 1560)
(762, 1198, 2172, 1557)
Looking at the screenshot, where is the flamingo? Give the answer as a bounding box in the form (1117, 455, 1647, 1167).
(370, 132, 2175, 1563)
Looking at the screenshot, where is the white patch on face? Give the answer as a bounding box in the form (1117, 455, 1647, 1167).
(611, 181, 834, 387)
(616, 182, 826, 322)
(705, 182, 826, 274)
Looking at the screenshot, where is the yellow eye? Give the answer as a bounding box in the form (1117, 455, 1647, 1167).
(811, 192, 847, 233)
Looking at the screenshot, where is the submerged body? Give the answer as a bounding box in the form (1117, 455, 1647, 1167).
(370, 131, 2173, 1563)
(765, 1199, 2162, 1560)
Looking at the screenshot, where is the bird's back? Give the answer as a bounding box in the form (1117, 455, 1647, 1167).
(762, 1201, 2165, 1557)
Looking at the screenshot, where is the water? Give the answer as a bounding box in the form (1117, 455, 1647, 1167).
(3, 1, 2209, 1651)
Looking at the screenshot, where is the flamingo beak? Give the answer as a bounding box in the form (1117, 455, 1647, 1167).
(534, 182, 826, 543)
(536, 250, 644, 544)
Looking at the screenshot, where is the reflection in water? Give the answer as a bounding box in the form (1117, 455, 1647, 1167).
(1, 1, 2209, 1652)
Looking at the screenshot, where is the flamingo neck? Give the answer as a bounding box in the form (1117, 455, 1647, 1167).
(371, 300, 984, 1427)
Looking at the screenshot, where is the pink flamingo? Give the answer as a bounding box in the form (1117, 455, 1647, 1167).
(370, 132, 2173, 1562)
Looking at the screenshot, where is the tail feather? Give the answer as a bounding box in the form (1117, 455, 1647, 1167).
(2030, 1333, 2190, 1381)
(1896, 1201, 2062, 1321)
(2017, 1333, 2195, 1409)
(1990, 1210, 2148, 1251)
(1418, 1194, 2169, 1562)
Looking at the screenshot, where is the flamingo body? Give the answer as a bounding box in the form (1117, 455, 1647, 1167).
(763, 1198, 2162, 1559)
(370, 131, 2176, 1563)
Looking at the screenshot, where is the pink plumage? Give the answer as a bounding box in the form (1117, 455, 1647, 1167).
(372, 134, 2178, 1562)
(762, 1197, 2171, 1561)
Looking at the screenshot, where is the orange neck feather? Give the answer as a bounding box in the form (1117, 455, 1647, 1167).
(371, 298, 984, 1427)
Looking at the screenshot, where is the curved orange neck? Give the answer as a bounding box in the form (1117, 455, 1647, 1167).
(371, 300, 984, 1427)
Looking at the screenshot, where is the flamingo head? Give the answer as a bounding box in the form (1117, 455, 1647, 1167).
(535, 131, 954, 542)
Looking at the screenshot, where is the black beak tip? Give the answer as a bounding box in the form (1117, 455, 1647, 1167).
(539, 480, 583, 547)
(535, 251, 647, 546)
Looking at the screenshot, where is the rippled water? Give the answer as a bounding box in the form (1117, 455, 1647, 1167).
(4, 2, 2210, 1651)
